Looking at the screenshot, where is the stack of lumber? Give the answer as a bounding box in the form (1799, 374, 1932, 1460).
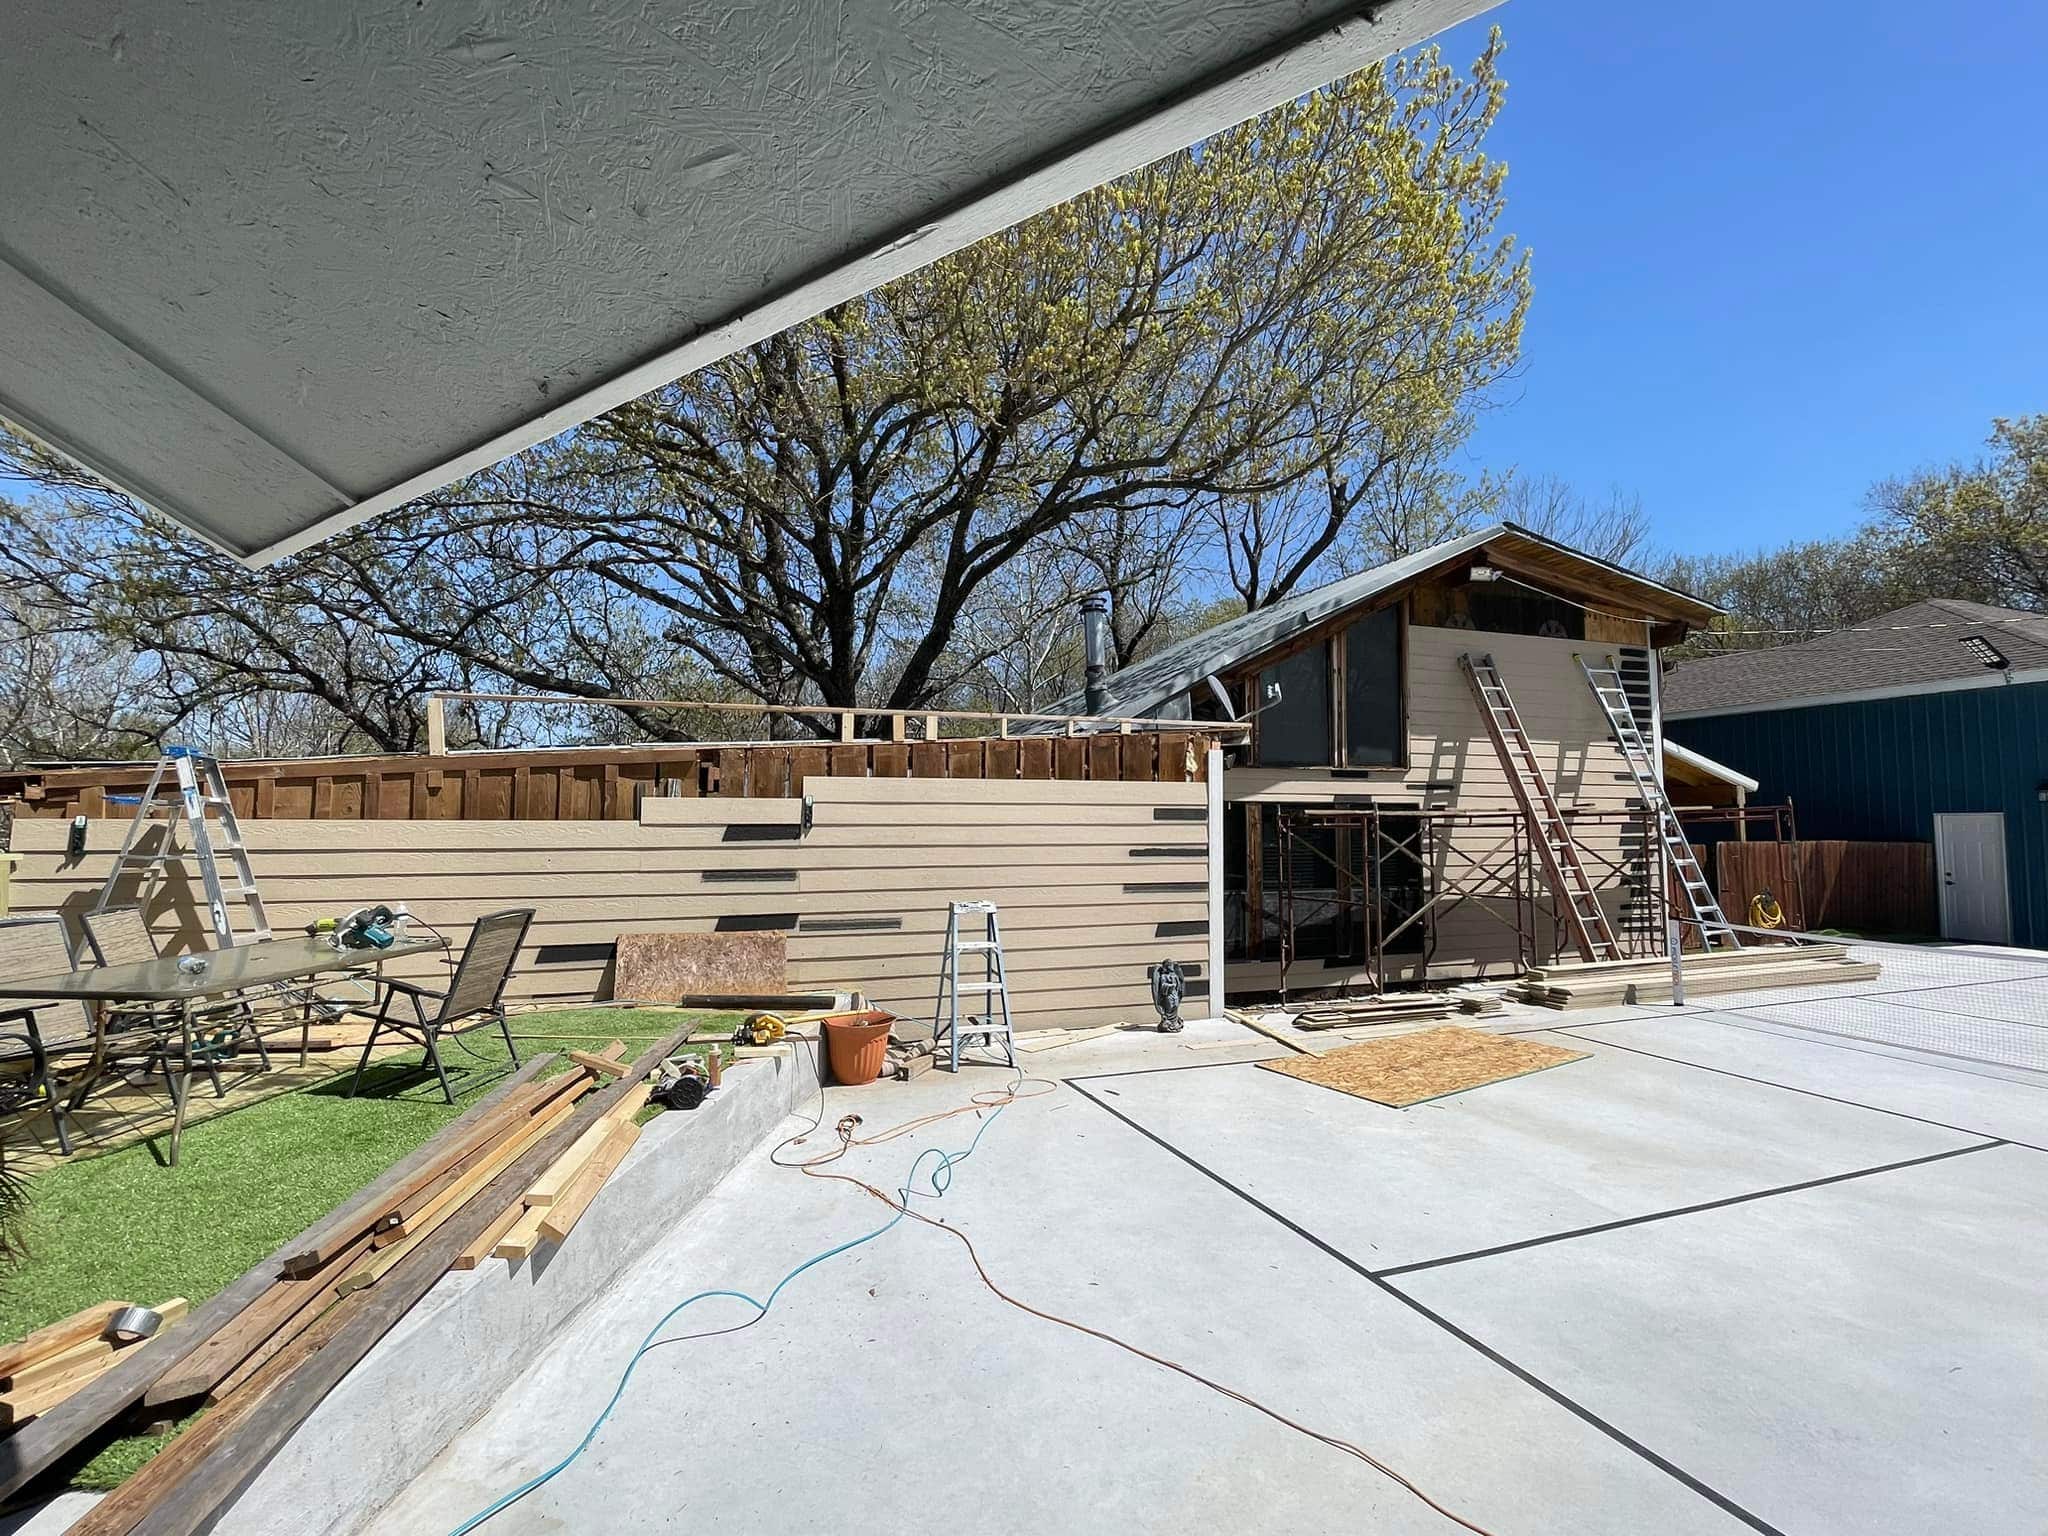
(1508, 943, 1879, 1010)
(1291, 995, 1461, 1031)
(0, 1300, 187, 1429)
(4, 1023, 698, 1536)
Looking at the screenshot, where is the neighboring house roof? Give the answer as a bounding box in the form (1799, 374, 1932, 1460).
(1663, 739, 1759, 794)
(1663, 599, 2048, 718)
(1049, 522, 1719, 720)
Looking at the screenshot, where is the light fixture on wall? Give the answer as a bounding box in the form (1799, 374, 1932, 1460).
(2036, 780, 2048, 805)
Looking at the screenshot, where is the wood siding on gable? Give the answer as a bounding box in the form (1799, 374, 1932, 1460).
(1225, 625, 1644, 983)
(5, 778, 1209, 1031)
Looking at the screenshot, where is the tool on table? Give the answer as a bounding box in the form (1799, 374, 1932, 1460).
(306, 904, 408, 951)
(1148, 958, 1186, 1034)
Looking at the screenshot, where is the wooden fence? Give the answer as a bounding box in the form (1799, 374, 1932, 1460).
(1713, 840, 1937, 936)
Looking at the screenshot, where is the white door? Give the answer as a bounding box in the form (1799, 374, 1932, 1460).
(1934, 812, 2011, 944)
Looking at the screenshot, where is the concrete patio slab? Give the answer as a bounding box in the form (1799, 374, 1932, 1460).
(1068, 1039, 1977, 1270)
(372, 1050, 1751, 1536)
(361, 998, 2046, 1536)
(1555, 1012, 2048, 1150)
(1394, 1142, 2048, 1536)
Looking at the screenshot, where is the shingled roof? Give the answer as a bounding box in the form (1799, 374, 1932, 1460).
(1663, 599, 2048, 717)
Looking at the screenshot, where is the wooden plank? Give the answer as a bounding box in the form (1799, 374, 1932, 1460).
(0, 1053, 557, 1503)
(376, 1092, 585, 1246)
(567, 1049, 627, 1078)
(490, 1204, 550, 1261)
(537, 1119, 641, 1245)
(1054, 738, 1086, 780)
(1086, 734, 1121, 781)
(144, 1229, 377, 1409)
(520, 1115, 619, 1209)
(453, 1200, 527, 1271)
(108, 1027, 698, 1536)
(0, 1303, 135, 1382)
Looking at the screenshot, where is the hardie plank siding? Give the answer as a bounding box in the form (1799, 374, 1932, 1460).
(1226, 624, 1644, 986)
(6, 776, 1208, 1031)
(1668, 682, 2048, 950)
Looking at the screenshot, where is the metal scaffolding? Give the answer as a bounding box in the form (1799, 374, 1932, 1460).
(1266, 804, 1665, 1002)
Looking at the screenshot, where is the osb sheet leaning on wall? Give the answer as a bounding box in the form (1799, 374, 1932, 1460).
(1259, 1026, 1588, 1108)
(613, 932, 787, 1001)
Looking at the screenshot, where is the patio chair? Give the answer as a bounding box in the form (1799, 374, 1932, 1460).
(81, 907, 270, 1085)
(0, 915, 95, 1155)
(347, 909, 532, 1104)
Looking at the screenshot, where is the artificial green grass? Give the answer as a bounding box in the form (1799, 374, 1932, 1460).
(0, 1006, 735, 1490)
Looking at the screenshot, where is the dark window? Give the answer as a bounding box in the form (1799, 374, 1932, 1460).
(1224, 805, 1250, 961)
(1343, 606, 1403, 765)
(1255, 645, 1330, 767)
(1464, 584, 1585, 639)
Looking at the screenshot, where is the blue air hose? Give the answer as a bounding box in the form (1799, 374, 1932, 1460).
(439, 1103, 1009, 1535)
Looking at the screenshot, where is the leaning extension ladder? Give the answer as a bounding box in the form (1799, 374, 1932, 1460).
(933, 900, 1017, 1072)
(1578, 656, 1742, 951)
(92, 747, 272, 945)
(1458, 654, 1622, 963)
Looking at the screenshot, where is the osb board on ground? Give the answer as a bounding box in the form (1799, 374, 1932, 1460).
(613, 931, 785, 1001)
(1258, 1026, 1588, 1108)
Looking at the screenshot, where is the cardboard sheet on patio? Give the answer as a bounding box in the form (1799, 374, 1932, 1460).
(1259, 1026, 1588, 1108)
(613, 933, 785, 1002)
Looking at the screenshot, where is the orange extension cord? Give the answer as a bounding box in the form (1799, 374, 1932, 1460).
(771, 1073, 1503, 1536)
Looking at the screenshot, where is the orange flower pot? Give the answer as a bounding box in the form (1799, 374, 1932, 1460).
(821, 1009, 895, 1086)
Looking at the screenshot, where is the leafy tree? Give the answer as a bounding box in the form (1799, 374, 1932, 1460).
(1864, 414, 2048, 609)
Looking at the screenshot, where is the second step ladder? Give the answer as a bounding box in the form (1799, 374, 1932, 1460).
(933, 900, 1017, 1072)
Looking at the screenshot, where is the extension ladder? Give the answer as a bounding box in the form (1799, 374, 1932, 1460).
(92, 747, 271, 945)
(1458, 654, 1622, 963)
(1578, 656, 1742, 951)
(933, 900, 1017, 1072)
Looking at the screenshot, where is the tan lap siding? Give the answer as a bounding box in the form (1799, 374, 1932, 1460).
(6, 778, 1209, 1030)
(1224, 626, 1641, 979)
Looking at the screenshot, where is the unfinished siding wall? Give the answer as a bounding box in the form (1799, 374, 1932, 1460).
(6, 777, 1208, 1032)
(1226, 624, 1641, 987)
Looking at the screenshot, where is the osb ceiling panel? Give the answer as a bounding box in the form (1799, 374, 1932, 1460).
(0, 0, 1490, 563)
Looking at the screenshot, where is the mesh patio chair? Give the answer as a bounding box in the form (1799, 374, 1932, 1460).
(0, 915, 96, 1155)
(347, 909, 532, 1104)
(81, 906, 270, 1086)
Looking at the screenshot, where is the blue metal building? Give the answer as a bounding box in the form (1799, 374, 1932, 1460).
(1663, 600, 2048, 949)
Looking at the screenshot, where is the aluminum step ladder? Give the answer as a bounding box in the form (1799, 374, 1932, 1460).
(1578, 655, 1742, 951)
(933, 900, 1017, 1071)
(1458, 654, 1622, 963)
(92, 747, 271, 945)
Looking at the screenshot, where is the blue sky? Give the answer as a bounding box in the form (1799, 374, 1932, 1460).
(1428, 0, 2048, 557)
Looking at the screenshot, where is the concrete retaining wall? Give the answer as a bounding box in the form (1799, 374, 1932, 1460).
(212, 1049, 819, 1536)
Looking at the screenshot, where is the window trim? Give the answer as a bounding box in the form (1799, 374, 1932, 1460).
(1237, 598, 1410, 771)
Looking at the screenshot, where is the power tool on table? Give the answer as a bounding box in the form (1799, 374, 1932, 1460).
(306, 904, 406, 950)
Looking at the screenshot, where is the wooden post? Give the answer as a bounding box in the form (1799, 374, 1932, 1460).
(838, 711, 856, 743)
(889, 714, 907, 744)
(424, 696, 447, 758)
